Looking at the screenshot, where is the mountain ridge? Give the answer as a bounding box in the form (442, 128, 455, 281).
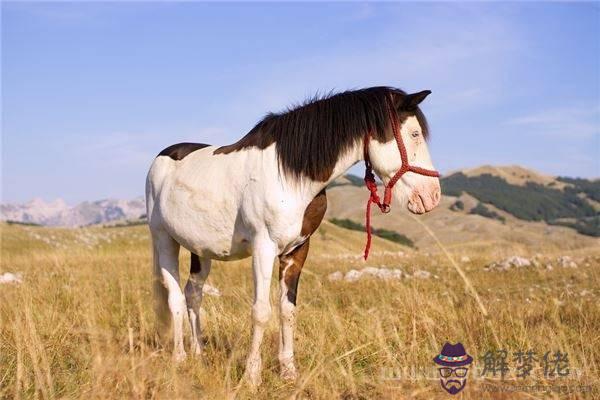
(2, 166, 598, 236)
(1, 197, 146, 227)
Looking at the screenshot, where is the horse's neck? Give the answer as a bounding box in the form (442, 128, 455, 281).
(303, 140, 364, 195)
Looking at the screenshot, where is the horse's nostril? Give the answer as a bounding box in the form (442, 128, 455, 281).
(433, 189, 441, 203)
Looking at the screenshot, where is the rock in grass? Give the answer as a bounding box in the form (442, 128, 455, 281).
(203, 283, 221, 297)
(485, 256, 532, 271)
(327, 267, 433, 282)
(327, 271, 344, 282)
(412, 270, 432, 279)
(556, 256, 578, 269)
(344, 269, 363, 282)
(485, 255, 580, 271)
(0, 272, 23, 285)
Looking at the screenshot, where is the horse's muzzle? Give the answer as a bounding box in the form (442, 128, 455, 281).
(408, 184, 441, 214)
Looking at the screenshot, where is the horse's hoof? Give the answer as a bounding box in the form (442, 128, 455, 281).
(244, 359, 262, 388)
(245, 373, 262, 390)
(173, 350, 187, 363)
(280, 365, 298, 381)
(192, 343, 203, 357)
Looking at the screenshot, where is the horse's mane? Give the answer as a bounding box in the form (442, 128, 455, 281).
(214, 86, 429, 181)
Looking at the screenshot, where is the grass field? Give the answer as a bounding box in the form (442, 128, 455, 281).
(1, 221, 598, 399)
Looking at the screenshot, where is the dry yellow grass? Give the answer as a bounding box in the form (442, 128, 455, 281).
(1, 221, 599, 399)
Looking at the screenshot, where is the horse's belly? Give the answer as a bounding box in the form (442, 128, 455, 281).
(175, 223, 251, 260)
(157, 185, 251, 260)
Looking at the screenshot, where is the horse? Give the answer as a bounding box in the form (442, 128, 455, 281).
(145, 86, 441, 386)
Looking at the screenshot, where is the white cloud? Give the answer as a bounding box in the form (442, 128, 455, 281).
(507, 105, 600, 139)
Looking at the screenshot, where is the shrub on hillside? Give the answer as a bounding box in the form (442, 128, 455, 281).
(450, 200, 464, 211)
(557, 176, 600, 202)
(469, 202, 505, 223)
(328, 174, 365, 188)
(441, 173, 596, 236)
(329, 218, 415, 248)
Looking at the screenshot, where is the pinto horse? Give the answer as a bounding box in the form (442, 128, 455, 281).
(145, 86, 441, 386)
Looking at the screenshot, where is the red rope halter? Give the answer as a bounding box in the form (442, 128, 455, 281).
(363, 97, 440, 260)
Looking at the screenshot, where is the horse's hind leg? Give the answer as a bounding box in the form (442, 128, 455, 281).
(151, 229, 186, 362)
(184, 254, 211, 356)
(152, 246, 171, 338)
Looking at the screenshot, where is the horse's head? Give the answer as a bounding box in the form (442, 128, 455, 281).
(367, 90, 441, 214)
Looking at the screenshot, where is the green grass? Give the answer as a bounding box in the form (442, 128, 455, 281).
(329, 218, 415, 248)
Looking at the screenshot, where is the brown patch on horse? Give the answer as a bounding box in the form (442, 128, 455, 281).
(190, 253, 201, 274)
(301, 189, 327, 236)
(278, 190, 327, 305)
(158, 143, 210, 160)
(279, 239, 310, 306)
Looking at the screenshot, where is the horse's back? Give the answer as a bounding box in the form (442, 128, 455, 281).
(148, 142, 214, 190)
(146, 143, 212, 225)
(157, 142, 211, 160)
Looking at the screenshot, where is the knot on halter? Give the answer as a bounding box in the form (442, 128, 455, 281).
(363, 160, 391, 262)
(363, 164, 389, 214)
(362, 96, 440, 260)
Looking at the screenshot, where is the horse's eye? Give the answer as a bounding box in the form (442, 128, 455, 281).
(411, 131, 420, 138)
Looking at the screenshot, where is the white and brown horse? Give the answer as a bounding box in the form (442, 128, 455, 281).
(145, 86, 441, 386)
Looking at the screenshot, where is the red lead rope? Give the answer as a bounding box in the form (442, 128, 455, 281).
(363, 97, 440, 260)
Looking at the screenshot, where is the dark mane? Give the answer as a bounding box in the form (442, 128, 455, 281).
(214, 86, 430, 181)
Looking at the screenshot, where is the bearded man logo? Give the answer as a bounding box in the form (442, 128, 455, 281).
(433, 342, 473, 395)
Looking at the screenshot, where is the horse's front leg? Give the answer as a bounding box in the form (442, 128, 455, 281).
(244, 237, 278, 387)
(278, 238, 310, 381)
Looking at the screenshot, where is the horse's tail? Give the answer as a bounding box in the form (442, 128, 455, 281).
(145, 173, 154, 224)
(146, 156, 178, 339)
(145, 156, 173, 224)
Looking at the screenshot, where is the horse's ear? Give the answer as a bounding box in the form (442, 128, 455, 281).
(399, 90, 431, 110)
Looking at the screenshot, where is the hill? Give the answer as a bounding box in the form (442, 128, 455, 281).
(441, 168, 599, 236)
(326, 166, 599, 252)
(452, 165, 565, 187)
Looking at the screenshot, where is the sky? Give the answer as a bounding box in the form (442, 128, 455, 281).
(2, 2, 599, 204)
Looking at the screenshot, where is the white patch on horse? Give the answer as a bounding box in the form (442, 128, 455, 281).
(244, 237, 278, 386)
